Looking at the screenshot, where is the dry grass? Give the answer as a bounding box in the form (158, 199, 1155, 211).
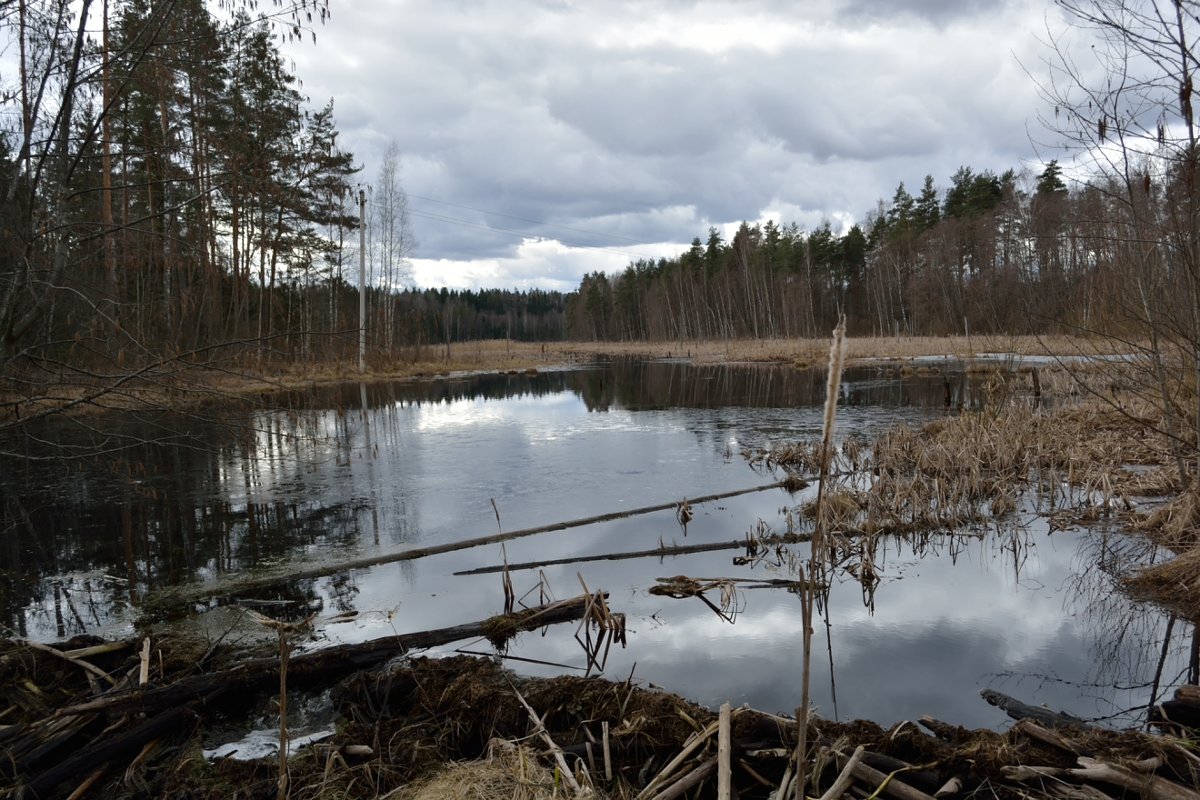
(386, 745, 575, 800)
(1125, 544, 1200, 621)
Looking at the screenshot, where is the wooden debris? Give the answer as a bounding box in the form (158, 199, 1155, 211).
(980, 689, 1089, 728)
(1070, 756, 1200, 800)
(145, 482, 788, 614)
(718, 702, 731, 800)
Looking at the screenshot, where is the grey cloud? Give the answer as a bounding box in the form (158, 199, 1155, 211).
(282, 0, 1048, 286)
(838, 0, 1011, 26)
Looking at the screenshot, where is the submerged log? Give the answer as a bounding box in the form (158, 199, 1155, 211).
(56, 594, 601, 719)
(980, 689, 1089, 729)
(146, 483, 787, 615)
(455, 539, 747, 575)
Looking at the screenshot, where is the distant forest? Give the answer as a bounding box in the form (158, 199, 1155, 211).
(565, 163, 1111, 340)
(1, 0, 1189, 378)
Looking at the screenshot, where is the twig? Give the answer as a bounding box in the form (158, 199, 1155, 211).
(508, 680, 583, 794)
(21, 640, 116, 687)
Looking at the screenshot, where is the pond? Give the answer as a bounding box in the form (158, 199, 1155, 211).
(0, 359, 1183, 731)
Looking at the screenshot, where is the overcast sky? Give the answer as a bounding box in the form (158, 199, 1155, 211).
(282, 0, 1067, 292)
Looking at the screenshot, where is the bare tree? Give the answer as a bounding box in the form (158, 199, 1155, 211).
(372, 139, 416, 356)
(1037, 0, 1200, 485)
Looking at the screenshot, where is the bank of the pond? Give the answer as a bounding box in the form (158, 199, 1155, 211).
(0, 334, 1121, 422)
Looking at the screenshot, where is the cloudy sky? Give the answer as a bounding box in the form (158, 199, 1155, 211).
(282, 0, 1068, 292)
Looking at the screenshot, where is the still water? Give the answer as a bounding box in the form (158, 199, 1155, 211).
(0, 360, 1182, 729)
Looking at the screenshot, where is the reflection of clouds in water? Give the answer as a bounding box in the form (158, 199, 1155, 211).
(6, 363, 1182, 728)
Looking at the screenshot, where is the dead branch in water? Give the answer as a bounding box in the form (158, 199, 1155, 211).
(145, 482, 788, 616)
(454, 539, 748, 575)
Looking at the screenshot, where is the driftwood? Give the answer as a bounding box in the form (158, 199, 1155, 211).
(147, 483, 787, 614)
(56, 594, 601, 718)
(980, 689, 1089, 729)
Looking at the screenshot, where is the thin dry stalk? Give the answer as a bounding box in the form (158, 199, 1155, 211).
(796, 316, 848, 800)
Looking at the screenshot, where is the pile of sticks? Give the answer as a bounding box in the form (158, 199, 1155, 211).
(0, 594, 599, 798)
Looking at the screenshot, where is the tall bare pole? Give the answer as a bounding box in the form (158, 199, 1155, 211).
(358, 188, 367, 373)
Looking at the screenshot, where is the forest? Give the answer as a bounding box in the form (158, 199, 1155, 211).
(1, 0, 1197, 381)
(564, 163, 1145, 341)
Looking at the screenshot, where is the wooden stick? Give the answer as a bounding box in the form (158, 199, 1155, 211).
(147, 482, 788, 612)
(820, 745, 866, 800)
(138, 637, 151, 686)
(847, 760, 936, 800)
(1013, 718, 1083, 755)
(652, 756, 717, 800)
(637, 719, 721, 799)
(602, 720, 612, 783)
(64, 765, 106, 800)
(1071, 757, 1200, 800)
(62, 641, 132, 660)
(1001, 765, 1071, 782)
(934, 777, 962, 798)
(508, 681, 581, 794)
(718, 703, 732, 800)
(21, 640, 116, 687)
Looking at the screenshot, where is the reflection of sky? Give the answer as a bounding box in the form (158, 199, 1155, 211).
(6, 366, 1187, 731)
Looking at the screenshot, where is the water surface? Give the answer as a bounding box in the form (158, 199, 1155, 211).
(0, 360, 1182, 729)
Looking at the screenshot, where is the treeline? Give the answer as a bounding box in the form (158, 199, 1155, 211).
(2, 0, 365, 366)
(564, 162, 1126, 340)
(0, 0, 572, 372)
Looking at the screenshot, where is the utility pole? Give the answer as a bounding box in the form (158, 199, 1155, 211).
(358, 188, 366, 374)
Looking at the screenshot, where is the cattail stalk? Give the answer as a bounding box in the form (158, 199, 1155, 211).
(795, 316, 847, 800)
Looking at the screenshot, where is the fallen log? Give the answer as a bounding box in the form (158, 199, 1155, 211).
(454, 539, 747, 575)
(56, 594, 602, 719)
(146, 483, 787, 615)
(980, 689, 1089, 729)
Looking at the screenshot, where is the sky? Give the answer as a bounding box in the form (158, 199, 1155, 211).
(281, 0, 1071, 293)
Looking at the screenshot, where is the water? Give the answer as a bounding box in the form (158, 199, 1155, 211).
(0, 360, 1183, 730)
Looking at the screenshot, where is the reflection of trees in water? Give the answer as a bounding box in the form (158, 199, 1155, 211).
(1057, 527, 1191, 724)
(574, 361, 967, 412)
(0, 416, 367, 636)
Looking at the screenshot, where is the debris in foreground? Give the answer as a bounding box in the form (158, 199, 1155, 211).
(2, 628, 1198, 799)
